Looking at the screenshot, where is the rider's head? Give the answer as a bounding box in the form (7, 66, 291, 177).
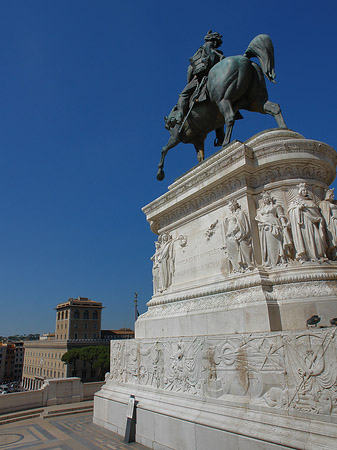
(204, 30, 223, 48)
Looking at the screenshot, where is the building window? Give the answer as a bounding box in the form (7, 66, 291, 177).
(57, 312, 60, 320)
(93, 310, 98, 320)
(74, 333, 78, 339)
(93, 323, 97, 329)
(61, 311, 64, 320)
(65, 310, 68, 319)
(84, 323, 88, 329)
(84, 310, 89, 319)
(84, 333, 87, 339)
(74, 323, 78, 329)
(93, 334, 96, 339)
(74, 310, 79, 319)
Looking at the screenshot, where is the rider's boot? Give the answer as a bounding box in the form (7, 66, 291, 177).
(166, 110, 183, 129)
(168, 94, 191, 128)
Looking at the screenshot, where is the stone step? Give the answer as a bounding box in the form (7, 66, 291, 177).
(0, 401, 94, 424)
(42, 406, 93, 419)
(44, 403, 93, 415)
(0, 409, 43, 425)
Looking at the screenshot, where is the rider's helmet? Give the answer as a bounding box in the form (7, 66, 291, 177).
(204, 30, 223, 47)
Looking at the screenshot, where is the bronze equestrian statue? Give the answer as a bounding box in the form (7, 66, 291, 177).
(157, 33, 286, 181)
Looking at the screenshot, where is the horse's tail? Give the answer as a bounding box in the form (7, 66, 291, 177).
(244, 34, 276, 83)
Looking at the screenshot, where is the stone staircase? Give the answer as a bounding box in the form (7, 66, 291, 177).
(0, 400, 93, 425)
(0, 408, 44, 425)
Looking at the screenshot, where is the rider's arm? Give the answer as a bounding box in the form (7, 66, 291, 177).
(214, 49, 225, 60)
(187, 65, 193, 83)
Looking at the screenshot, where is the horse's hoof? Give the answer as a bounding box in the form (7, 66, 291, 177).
(157, 170, 165, 181)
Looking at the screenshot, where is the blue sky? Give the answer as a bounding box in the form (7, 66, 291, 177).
(0, 1, 336, 335)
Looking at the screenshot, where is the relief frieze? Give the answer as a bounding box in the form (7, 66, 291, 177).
(106, 329, 337, 416)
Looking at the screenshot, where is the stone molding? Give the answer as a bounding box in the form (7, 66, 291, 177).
(143, 130, 337, 234)
(146, 264, 337, 306)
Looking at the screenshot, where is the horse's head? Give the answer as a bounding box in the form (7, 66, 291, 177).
(164, 116, 171, 130)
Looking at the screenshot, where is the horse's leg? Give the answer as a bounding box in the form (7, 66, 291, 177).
(263, 100, 287, 128)
(214, 126, 225, 147)
(194, 139, 205, 162)
(157, 131, 180, 181)
(217, 99, 236, 146)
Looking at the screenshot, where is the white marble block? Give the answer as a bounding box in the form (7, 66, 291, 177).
(94, 328, 337, 449)
(137, 129, 337, 339)
(94, 129, 337, 450)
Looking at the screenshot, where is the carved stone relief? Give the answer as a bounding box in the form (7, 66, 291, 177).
(151, 241, 161, 295)
(255, 191, 292, 267)
(288, 183, 327, 262)
(263, 330, 337, 414)
(107, 329, 337, 416)
(150, 185, 337, 300)
(320, 188, 337, 260)
(223, 199, 255, 272)
(151, 232, 175, 294)
(205, 220, 218, 241)
(151, 233, 188, 294)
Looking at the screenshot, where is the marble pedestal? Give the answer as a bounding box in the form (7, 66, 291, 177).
(94, 129, 337, 449)
(137, 128, 337, 339)
(94, 329, 337, 450)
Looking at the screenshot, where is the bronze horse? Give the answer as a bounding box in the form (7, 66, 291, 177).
(157, 34, 286, 181)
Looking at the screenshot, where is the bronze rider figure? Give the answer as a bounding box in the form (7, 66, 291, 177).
(167, 30, 224, 130)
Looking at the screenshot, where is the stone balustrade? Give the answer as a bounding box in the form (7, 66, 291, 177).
(0, 378, 104, 415)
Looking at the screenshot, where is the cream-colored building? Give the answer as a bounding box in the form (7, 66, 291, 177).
(55, 296, 103, 341)
(22, 297, 106, 390)
(22, 340, 68, 390)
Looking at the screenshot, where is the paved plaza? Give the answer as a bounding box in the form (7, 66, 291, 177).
(0, 411, 148, 450)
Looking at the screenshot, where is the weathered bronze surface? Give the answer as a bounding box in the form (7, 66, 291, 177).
(157, 33, 286, 181)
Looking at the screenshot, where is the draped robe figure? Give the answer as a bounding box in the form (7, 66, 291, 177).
(255, 192, 291, 266)
(157, 233, 175, 291)
(223, 200, 255, 272)
(319, 189, 337, 260)
(288, 184, 327, 261)
(151, 242, 161, 294)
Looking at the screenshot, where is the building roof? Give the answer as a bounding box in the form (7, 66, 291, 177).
(55, 296, 103, 310)
(101, 328, 134, 336)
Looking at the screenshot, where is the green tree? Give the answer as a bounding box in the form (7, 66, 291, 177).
(92, 346, 110, 379)
(61, 346, 109, 381)
(61, 348, 81, 377)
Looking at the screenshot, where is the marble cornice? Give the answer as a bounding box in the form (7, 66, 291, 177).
(143, 129, 337, 234)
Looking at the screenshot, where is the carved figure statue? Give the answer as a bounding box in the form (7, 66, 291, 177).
(255, 191, 292, 266)
(319, 188, 337, 260)
(157, 233, 175, 292)
(151, 241, 161, 294)
(288, 183, 327, 262)
(157, 34, 286, 180)
(223, 200, 255, 272)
